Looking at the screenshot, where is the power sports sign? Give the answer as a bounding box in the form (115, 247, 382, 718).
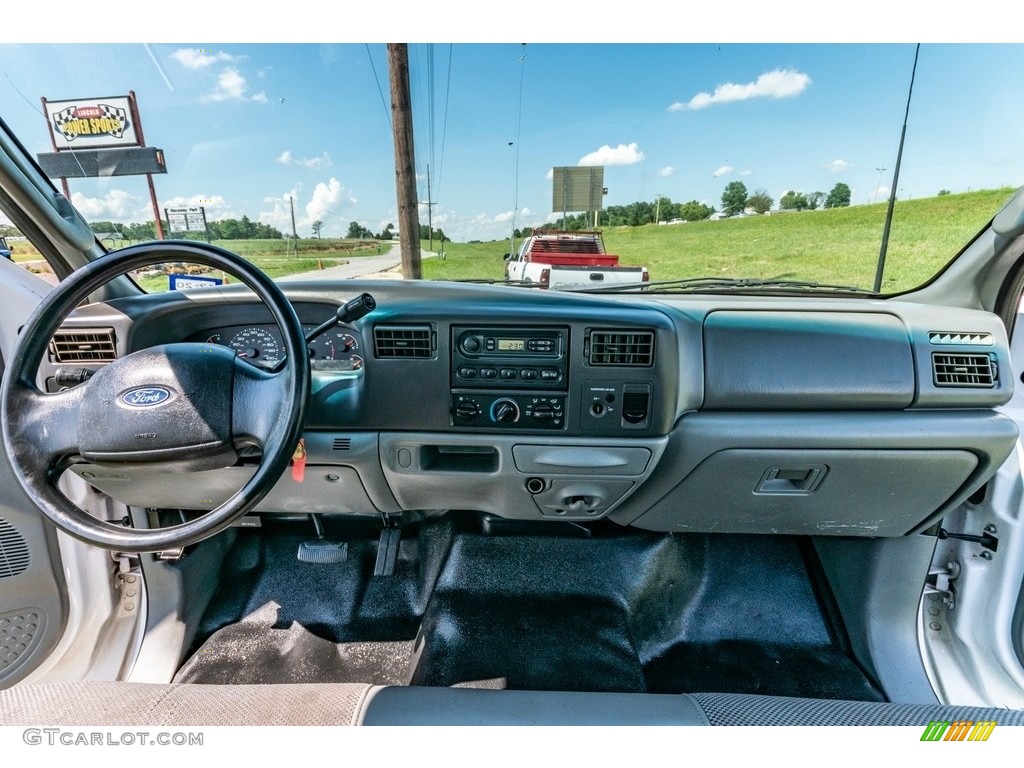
(43, 95, 140, 150)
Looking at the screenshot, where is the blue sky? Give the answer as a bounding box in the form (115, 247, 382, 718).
(3, 15, 1024, 241)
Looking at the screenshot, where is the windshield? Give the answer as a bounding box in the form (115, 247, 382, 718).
(2, 42, 1021, 294)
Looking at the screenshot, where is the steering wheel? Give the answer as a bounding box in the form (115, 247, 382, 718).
(0, 242, 310, 553)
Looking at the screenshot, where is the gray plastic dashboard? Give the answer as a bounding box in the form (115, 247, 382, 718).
(49, 279, 1017, 537)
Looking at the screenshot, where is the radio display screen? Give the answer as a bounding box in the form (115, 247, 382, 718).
(498, 339, 526, 352)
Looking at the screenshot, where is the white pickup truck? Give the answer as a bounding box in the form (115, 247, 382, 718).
(504, 231, 648, 290)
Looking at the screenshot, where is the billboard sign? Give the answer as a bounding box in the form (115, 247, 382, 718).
(43, 95, 140, 150)
(552, 166, 605, 213)
(166, 207, 208, 234)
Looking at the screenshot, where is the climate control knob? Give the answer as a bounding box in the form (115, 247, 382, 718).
(454, 401, 480, 422)
(532, 402, 555, 423)
(490, 398, 521, 424)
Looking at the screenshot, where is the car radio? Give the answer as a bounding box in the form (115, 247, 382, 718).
(451, 327, 568, 389)
(451, 326, 569, 429)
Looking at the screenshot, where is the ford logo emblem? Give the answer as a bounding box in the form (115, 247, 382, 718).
(121, 387, 171, 407)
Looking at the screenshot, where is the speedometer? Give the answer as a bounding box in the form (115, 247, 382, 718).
(228, 327, 282, 366)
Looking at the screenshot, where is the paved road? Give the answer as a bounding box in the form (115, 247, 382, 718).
(280, 243, 432, 281)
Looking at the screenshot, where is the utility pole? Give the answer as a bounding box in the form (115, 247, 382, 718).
(388, 43, 422, 279)
(873, 168, 887, 204)
(289, 195, 298, 257)
(426, 164, 436, 251)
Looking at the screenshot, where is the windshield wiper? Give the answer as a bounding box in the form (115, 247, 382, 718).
(448, 278, 548, 288)
(571, 277, 880, 296)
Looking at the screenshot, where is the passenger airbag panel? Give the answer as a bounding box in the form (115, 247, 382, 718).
(703, 311, 915, 409)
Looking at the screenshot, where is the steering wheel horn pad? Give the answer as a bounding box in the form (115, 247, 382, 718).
(79, 343, 237, 470)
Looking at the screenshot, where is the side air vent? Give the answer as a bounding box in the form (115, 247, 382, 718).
(332, 437, 352, 451)
(0, 517, 30, 579)
(932, 353, 996, 388)
(587, 330, 655, 367)
(49, 328, 116, 363)
(373, 325, 434, 358)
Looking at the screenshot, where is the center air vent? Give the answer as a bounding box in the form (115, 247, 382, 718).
(587, 330, 654, 367)
(932, 353, 996, 388)
(48, 328, 116, 363)
(374, 325, 434, 358)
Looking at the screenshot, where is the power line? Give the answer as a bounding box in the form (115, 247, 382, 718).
(435, 44, 453, 202)
(365, 44, 392, 132)
(509, 44, 527, 257)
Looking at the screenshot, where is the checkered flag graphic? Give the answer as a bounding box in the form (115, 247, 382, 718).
(51, 104, 130, 142)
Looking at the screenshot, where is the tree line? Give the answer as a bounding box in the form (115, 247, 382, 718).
(522, 181, 853, 235)
(720, 181, 852, 216)
(88, 216, 284, 241)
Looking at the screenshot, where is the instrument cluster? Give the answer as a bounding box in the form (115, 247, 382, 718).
(193, 324, 364, 371)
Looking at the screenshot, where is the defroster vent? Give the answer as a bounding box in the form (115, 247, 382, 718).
(48, 328, 116, 363)
(932, 353, 996, 388)
(587, 330, 654, 367)
(373, 325, 434, 358)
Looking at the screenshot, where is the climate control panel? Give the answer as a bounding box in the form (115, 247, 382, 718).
(451, 393, 566, 430)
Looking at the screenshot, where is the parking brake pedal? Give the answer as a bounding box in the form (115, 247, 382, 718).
(374, 517, 401, 576)
(297, 514, 348, 564)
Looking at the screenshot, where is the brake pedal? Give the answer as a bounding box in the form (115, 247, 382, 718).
(297, 514, 348, 564)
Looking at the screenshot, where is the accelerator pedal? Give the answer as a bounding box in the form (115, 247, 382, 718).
(297, 514, 348, 564)
(374, 517, 402, 576)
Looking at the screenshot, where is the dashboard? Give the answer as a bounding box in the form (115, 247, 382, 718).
(43, 278, 1018, 538)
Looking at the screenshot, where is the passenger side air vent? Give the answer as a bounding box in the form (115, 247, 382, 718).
(48, 328, 117, 363)
(332, 437, 352, 451)
(932, 353, 996, 387)
(373, 325, 434, 358)
(587, 330, 654, 367)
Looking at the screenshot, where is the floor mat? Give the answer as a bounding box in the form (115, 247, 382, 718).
(177, 517, 883, 700)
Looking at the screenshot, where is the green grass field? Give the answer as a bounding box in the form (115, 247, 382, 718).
(7, 189, 1016, 294)
(423, 188, 1017, 293)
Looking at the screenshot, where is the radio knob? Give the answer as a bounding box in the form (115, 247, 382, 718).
(454, 401, 480, 422)
(491, 399, 520, 424)
(462, 336, 481, 353)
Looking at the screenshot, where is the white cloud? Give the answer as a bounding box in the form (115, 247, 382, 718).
(306, 178, 356, 223)
(739, 170, 753, 177)
(201, 68, 266, 104)
(546, 169, 554, 181)
(171, 49, 241, 70)
(712, 165, 733, 178)
(277, 150, 332, 169)
(260, 179, 356, 235)
(71, 189, 138, 219)
(826, 159, 851, 172)
(578, 142, 645, 166)
(493, 207, 533, 224)
(658, 166, 675, 177)
(673, 68, 812, 111)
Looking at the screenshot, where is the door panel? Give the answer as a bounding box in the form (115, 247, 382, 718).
(0, 258, 68, 687)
